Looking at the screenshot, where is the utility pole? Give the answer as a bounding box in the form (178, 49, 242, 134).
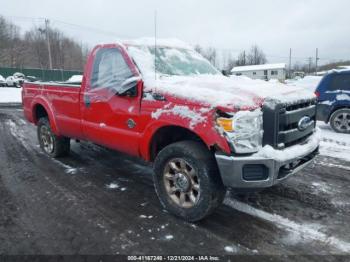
(308, 57, 312, 74)
(45, 19, 53, 70)
(289, 48, 292, 79)
(243, 50, 246, 65)
(315, 48, 319, 75)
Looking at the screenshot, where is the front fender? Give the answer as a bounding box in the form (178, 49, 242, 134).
(139, 111, 231, 161)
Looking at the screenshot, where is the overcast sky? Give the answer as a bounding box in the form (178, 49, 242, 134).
(2, 0, 350, 65)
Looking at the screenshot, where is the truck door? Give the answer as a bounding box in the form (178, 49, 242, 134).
(81, 46, 142, 156)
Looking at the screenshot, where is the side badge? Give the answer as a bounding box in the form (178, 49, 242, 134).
(127, 119, 136, 129)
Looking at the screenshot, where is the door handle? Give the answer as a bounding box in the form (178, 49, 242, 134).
(84, 95, 91, 108)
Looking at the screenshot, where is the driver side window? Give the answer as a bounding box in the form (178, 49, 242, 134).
(90, 48, 134, 91)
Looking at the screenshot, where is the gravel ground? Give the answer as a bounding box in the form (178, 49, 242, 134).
(0, 106, 349, 259)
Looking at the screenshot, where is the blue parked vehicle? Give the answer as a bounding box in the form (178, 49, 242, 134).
(316, 69, 350, 133)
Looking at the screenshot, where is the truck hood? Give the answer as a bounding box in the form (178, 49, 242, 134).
(144, 74, 316, 111)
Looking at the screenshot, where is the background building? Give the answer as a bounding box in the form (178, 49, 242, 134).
(231, 63, 287, 81)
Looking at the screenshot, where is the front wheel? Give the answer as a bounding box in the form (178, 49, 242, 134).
(330, 109, 350, 134)
(37, 117, 70, 157)
(153, 141, 226, 222)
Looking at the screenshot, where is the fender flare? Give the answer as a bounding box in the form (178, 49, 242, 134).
(31, 96, 61, 136)
(139, 119, 230, 161)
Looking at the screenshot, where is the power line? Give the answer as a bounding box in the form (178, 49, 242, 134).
(2, 14, 134, 39)
(50, 18, 133, 39)
(3, 14, 350, 63)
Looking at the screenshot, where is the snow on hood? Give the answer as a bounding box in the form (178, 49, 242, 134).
(143, 74, 316, 110)
(126, 38, 315, 110)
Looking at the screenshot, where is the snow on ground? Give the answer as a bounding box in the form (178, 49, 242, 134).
(66, 75, 83, 83)
(224, 245, 238, 253)
(224, 198, 350, 253)
(0, 87, 22, 103)
(5, 119, 30, 150)
(317, 121, 350, 162)
(286, 76, 323, 91)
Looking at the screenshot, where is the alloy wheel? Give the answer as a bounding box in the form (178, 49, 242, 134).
(163, 158, 200, 208)
(40, 125, 54, 153)
(334, 112, 350, 132)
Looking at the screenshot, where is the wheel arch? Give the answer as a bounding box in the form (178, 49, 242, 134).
(327, 105, 350, 122)
(31, 99, 60, 135)
(147, 125, 216, 162)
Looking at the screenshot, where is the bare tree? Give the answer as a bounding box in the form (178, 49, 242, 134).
(222, 52, 236, 72)
(236, 51, 246, 66)
(194, 45, 218, 67)
(0, 16, 87, 71)
(204, 47, 217, 67)
(246, 45, 267, 65)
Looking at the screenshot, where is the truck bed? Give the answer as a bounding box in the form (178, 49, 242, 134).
(22, 81, 83, 139)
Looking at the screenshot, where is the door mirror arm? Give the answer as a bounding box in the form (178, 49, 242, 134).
(116, 77, 141, 97)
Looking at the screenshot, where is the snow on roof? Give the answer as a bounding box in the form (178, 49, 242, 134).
(121, 37, 193, 50)
(231, 63, 286, 73)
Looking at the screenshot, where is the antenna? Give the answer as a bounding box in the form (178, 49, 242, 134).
(154, 10, 157, 81)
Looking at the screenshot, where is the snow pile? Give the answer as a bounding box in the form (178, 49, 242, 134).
(66, 75, 83, 83)
(286, 76, 322, 91)
(126, 38, 315, 109)
(0, 87, 22, 103)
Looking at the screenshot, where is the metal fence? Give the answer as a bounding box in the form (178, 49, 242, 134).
(0, 67, 83, 82)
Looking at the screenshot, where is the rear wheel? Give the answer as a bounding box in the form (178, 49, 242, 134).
(330, 109, 350, 134)
(37, 117, 70, 157)
(153, 141, 226, 222)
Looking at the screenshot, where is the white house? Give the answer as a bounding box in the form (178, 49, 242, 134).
(231, 63, 287, 81)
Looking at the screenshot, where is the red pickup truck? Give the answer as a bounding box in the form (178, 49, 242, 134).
(22, 38, 319, 221)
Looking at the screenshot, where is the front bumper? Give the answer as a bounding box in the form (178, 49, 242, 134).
(215, 142, 319, 189)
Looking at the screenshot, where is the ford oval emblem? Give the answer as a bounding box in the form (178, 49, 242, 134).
(298, 116, 313, 131)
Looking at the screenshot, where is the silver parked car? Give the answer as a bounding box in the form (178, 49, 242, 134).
(6, 72, 25, 88)
(0, 75, 6, 87)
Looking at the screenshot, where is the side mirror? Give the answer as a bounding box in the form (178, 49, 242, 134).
(116, 76, 141, 97)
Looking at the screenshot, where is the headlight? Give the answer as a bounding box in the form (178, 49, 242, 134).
(216, 109, 263, 153)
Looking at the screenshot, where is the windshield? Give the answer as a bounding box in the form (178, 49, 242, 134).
(128, 46, 220, 77)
